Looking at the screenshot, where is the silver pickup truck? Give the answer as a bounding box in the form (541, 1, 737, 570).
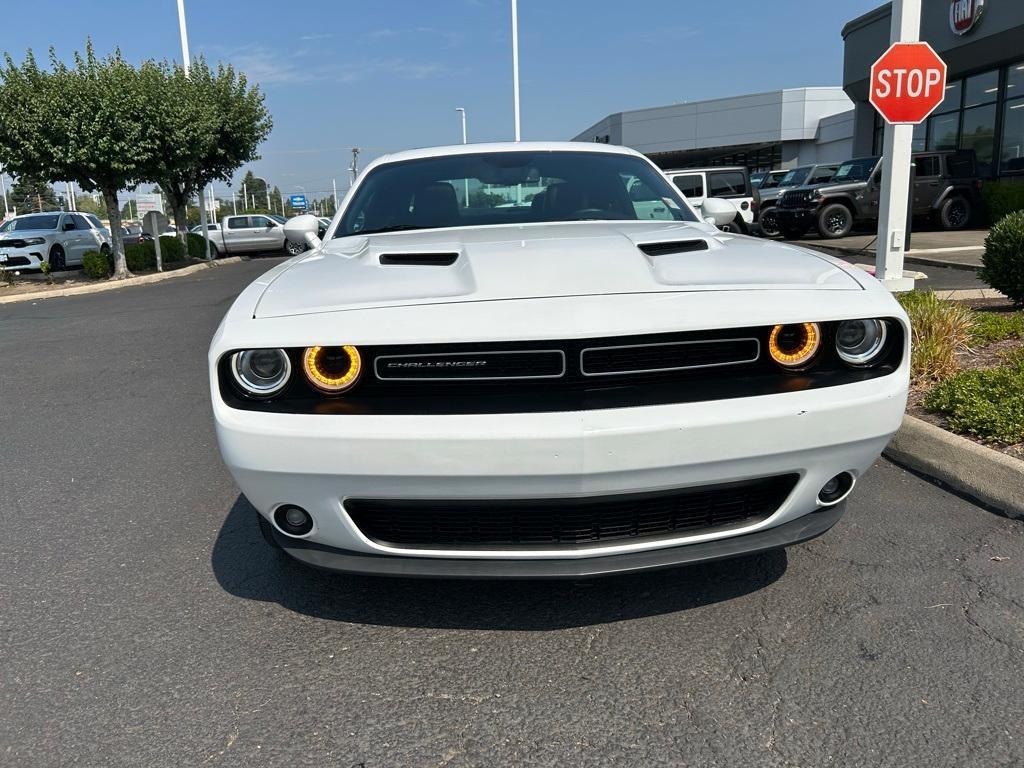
(196, 214, 304, 257)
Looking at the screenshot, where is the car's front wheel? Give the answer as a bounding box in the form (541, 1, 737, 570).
(285, 239, 307, 256)
(939, 196, 971, 231)
(760, 208, 780, 237)
(817, 203, 854, 239)
(48, 244, 66, 271)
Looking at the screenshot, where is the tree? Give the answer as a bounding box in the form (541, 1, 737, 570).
(0, 43, 163, 278)
(148, 58, 271, 242)
(10, 174, 58, 212)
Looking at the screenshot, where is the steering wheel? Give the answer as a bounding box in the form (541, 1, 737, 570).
(568, 208, 614, 220)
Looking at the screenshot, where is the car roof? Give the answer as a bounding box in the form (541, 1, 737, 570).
(362, 141, 645, 173)
(663, 166, 747, 173)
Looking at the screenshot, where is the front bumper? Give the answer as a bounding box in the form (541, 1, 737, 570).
(775, 208, 819, 233)
(272, 501, 847, 578)
(0, 248, 46, 270)
(215, 370, 907, 573)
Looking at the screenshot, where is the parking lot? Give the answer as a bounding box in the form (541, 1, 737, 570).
(0, 258, 1020, 766)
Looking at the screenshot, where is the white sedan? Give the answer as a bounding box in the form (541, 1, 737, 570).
(209, 142, 909, 578)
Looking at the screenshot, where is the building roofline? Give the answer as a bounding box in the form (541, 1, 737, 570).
(842, 2, 892, 39)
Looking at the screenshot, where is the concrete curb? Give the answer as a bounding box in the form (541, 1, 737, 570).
(0, 257, 243, 305)
(903, 254, 981, 272)
(884, 414, 1024, 520)
(800, 241, 982, 271)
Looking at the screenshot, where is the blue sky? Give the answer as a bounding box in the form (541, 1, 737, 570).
(2, 0, 883, 205)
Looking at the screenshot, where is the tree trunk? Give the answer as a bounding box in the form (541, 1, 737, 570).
(102, 187, 130, 280)
(160, 183, 190, 248)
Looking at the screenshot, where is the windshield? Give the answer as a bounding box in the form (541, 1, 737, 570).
(336, 150, 698, 237)
(833, 157, 880, 183)
(758, 171, 787, 190)
(779, 167, 811, 187)
(1, 214, 60, 231)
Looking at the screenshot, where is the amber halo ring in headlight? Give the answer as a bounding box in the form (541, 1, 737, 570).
(303, 345, 362, 393)
(231, 348, 291, 397)
(768, 322, 821, 369)
(836, 319, 888, 366)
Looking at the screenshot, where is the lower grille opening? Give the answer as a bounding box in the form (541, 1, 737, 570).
(345, 474, 798, 550)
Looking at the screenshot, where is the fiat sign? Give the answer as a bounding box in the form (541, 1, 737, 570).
(870, 42, 948, 125)
(950, 0, 985, 36)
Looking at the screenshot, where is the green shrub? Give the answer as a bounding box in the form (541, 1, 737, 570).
(124, 242, 155, 271)
(186, 232, 206, 259)
(897, 290, 975, 380)
(971, 310, 1024, 345)
(81, 250, 110, 279)
(981, 181, 1024, 224)
(924, 349, 1024, 444)
(158, 235, 185, 263)
(980, 211, 1024, 305)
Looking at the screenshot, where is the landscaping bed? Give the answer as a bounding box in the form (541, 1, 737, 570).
(901, 292, 1024, 461)
(0, 258, 205, 299)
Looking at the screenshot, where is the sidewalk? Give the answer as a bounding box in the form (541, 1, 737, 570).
(787, 228, 986, 271)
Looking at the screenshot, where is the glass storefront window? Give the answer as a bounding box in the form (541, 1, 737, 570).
(1006, 62, 1024, 100)
(961, 103, 997, 175)
(912, 122, 926, 152)
(1001, 99, 1024, 173)
(928, 112, 960, 151)
(964, 70, 999, 109)
(937, 80, 962, 113)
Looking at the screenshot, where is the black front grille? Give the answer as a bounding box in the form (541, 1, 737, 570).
(0, 255, 31, 267)
(778, 191, 812, 209)
(345, 474, 798, 550)
(375, 349, 565, 380)
(582, 338, 759, 376)
(0, 238, 27, 249)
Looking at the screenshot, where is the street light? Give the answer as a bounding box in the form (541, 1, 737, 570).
(511, 0, 521, 141)
(455, 108, 469, 207)
(176, 0, 212, 260)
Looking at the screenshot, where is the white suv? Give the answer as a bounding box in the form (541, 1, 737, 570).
(0, 211, 111, 271)
(663, 167, 756, 234)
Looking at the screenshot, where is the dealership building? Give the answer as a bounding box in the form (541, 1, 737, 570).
(573, 1, 1024, 179)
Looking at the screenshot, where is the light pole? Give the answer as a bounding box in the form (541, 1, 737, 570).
(0, 165, 8, 219)
(455, 107, 469, 207)
(511, 0, 521, 141)
(176, 0, 212, 260)
(253, 175, 272, 213)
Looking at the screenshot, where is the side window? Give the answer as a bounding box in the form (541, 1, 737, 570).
(808, 167, 837, 184)
(86, 214, 103, 229)
(71, 214, 90, 230)
(227, 217, 249, 230)
(671, 174, 704, 198)
(707, 171, 747, 198)
(250, 216, 271, 228)
(623, 176, 674, 220)
(946, 152, 976, 177)
(914, 156, 941, 177)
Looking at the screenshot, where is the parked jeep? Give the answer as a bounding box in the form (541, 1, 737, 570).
(664, 166, 756, 234)
(774, 150, 980, 240)
(758, 163, 839, 237)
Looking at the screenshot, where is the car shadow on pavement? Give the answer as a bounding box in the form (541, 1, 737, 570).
(211, 495, 787, 631)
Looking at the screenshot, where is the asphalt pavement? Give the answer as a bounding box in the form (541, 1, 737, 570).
(1, 258, 1022, 767)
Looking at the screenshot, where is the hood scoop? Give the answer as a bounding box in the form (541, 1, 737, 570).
(379, 252, 459, 266)
(637, 240, 709, 257)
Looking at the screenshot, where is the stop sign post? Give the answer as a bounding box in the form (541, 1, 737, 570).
(870, 5, 945, 293)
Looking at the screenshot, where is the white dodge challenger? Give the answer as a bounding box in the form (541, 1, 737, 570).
(209, 142, 910, 578)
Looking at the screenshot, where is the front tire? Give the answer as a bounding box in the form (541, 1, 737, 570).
(48, 244, 66, 271)
(760, 208, 780, 237)
(817, 203, 854, 239)
(939, 196, 971, 231)
(285, 239, 306, 257)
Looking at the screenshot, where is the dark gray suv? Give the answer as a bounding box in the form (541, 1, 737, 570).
(758, 164, 839, 237)
(774, 151, 980, 240)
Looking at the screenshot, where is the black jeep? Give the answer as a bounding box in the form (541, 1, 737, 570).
(774, 150, 980, 240)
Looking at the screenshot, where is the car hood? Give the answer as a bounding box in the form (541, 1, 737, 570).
(254, 221, 862, 319)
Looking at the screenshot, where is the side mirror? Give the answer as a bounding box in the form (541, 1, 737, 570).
(700, 197, 738, 228)
(284, 214, 321, 249)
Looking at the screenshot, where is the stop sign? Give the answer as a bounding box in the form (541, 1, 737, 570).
(870, 42, 948, 124)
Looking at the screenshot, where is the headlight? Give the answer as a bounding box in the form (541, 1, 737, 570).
(230, 349, 291, 397)
(303, 345, 362, 393)
(810, 188, 824, 199)
(768, 323, 821, 369)
(23, 237, 46, 245)
(836, 319, 888, 366)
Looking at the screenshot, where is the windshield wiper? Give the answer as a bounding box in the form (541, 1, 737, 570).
(349, 224, 439, 236)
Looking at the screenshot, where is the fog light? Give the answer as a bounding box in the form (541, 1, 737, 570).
(818, 473, 854, 505)
(273, 505, 314, 536)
